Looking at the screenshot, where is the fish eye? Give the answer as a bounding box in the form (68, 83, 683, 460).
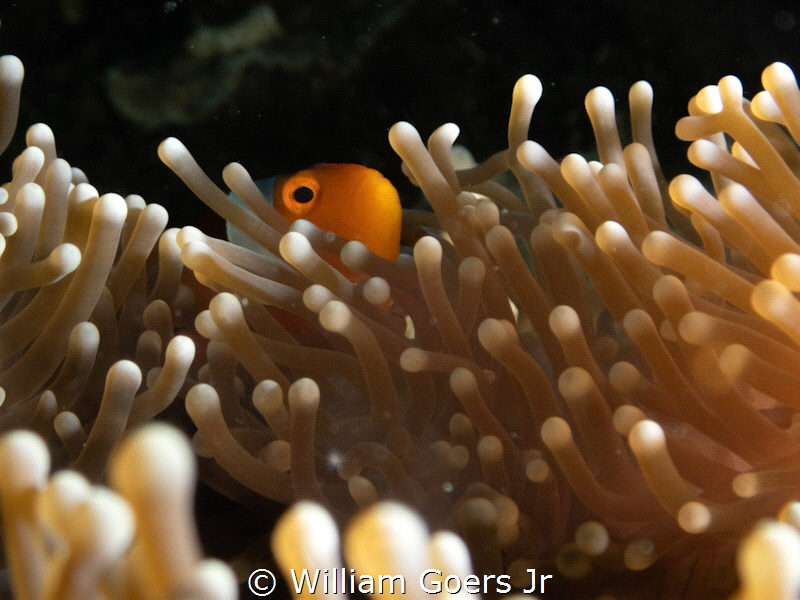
(293, 186, 315, 203)
(276, 172, 320, 212)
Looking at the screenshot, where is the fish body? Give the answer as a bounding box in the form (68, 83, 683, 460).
(225, 163, 402, 340)
(228, 163, 401, 261)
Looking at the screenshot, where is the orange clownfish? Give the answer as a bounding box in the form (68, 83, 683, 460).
(225, 163, 402, 341)
(227, 163, 402, 262)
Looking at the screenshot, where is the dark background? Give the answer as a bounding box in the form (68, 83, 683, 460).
(2, 0, 799, 233)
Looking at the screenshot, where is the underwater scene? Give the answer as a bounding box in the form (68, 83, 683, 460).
(2, 1, 800, 598)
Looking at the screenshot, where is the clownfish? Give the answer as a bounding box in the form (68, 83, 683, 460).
(224, 163, 402, 341)
(227, 163, 402, 262)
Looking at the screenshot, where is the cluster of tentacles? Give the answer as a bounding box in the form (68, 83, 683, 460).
(5, 27, 800, 597)
(157, 63, 800, 598)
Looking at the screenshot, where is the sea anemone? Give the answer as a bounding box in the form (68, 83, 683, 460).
(0, 423, 238, 599)
(5, 19, 800, 596)
(155, 61, 800, 597)
(0, 52, 196, 468)
(0, 49, 241, 598)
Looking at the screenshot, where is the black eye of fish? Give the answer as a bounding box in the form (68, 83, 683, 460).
(293, 186, 315, 203)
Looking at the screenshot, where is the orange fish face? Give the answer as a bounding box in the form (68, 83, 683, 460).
(223, 163, 402, 338)
(272, 163, 401, 261)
